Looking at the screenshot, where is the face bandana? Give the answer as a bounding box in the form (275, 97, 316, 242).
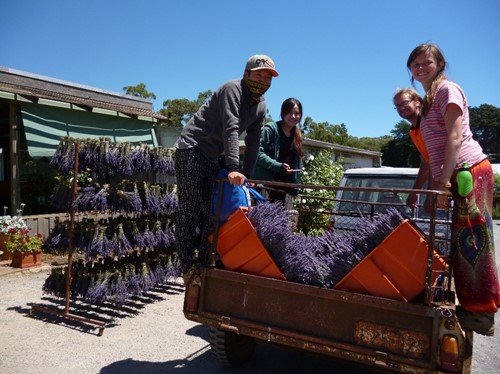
(245, 79, 270, 104)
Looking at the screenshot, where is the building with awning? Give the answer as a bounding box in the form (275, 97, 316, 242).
(0, 66, 167, 215)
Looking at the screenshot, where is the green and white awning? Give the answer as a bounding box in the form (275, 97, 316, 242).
(20, 102, 157, 158)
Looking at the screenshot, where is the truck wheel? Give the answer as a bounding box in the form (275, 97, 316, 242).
(209, 327, 255, 367)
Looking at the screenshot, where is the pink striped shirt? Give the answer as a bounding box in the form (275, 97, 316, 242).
(420, 80, 486, 182)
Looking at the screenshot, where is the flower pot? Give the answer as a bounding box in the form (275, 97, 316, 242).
(10, 251, 42, 268)
(0, 234, 12, 260)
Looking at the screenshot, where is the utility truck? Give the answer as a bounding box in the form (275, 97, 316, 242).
(183, 177, 473, 373)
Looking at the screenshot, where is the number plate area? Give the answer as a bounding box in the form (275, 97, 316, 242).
(355, 321, 430, 359)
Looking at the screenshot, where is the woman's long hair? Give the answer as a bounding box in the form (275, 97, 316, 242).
(280, 98, 305, 159)
(407, 43, 447, 118)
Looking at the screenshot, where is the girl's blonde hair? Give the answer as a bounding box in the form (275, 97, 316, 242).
(406, 43, 447, 117)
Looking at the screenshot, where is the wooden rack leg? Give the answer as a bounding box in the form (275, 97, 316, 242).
(30, 304, 106, 336)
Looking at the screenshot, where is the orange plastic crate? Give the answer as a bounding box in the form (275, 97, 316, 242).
(335, 219, 446, 302)
(211, 208, 286, 280)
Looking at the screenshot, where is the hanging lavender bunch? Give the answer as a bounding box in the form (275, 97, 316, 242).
(145, 183, 162, 216)
(117, 142, 133, 176)
(104, 143, 120, 176)
(113, 223, 133, 258)
(50, 136, 75, 173)
(73, 186, 96, 212)
(151, 147, 176, 176)
(137, 260, 155, 293)
(131, 144, 151, 174)
(85, 268, 112, 303)
(42, 267, 67, 297)
(84, 226, 106, 259)
(141, 221, 157, 251)
(161, 191, 178, 214)
(112, 184, 143, 214)
(77, 139, 93, 173)
(127, 220, 145, 250)
(152, 220, 167, 249)
(108, 269, 131, 304)
(166, 255, 183, 278)
(92, 187, 110, 212)
(44, 221, 70, 252)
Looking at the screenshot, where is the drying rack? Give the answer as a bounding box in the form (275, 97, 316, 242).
(30, 141, 106, 336)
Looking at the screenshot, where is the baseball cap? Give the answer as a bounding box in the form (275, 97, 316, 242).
(245, 54, 279, 77)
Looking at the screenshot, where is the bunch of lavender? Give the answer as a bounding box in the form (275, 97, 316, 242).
(115, 142, 133, 176)
(73, 186, 109, 212)
(161, 192, 178, 214)
(111, 182, 143, 214)
(151, 146, 176, 176)
(145, 183, 163, 217)
(246, 202, 293, 259)
(131, 144, 152, 174)
(49, 136, 76, 174)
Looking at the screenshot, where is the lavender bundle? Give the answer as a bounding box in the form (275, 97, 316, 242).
(151, 146, 176, 176)
(161, 192, 178, 214)
(131, 144, 151, 174)
(116, 142, 133, 176)
(50, 136, 76, 173)
(145, 184, 163, 216)
(246, 202, 294, 257)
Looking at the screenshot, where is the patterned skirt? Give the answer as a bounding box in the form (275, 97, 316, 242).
(451, 158, 500, 313)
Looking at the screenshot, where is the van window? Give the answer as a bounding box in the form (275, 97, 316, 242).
(337, 175, 416, 215)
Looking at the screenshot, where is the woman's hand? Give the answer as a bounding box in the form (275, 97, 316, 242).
(406, 192, 418, 208)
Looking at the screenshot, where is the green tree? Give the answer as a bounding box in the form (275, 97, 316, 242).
(348, 135, 392, 152)
(123, 83, 157, 100)
(302, 121, 350, 145)
(159, 90, 212, 127)
(469, 104, 500, 159)
(381, 121, 420, 167)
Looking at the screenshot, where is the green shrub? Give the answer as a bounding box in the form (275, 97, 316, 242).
(297, 150, 343, 235)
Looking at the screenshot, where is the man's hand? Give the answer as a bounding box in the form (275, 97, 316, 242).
(228, 171, 247, 186)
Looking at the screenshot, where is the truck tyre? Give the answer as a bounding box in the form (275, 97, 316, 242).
(209, 327, 255, 367)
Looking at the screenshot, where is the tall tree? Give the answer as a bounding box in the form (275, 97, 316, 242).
(381, 121, 420, 167)
(301, 121, 350, 145)
(123, 83, 157, 100)
(469, 104, 500, 159)
(159, 90, 212, 127)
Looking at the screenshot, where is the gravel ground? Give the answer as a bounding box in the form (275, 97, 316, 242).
(1, 233, 500, 374)
(0, 266, 207, 374)
(0, 265, 362, 374)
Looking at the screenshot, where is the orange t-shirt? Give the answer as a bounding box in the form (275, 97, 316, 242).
(409, 127, 429, 162)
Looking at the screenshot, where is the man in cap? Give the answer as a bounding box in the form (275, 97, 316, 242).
(174, 54, 278, 276)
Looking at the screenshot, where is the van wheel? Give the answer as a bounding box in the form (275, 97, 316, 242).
(209, 327, 255, 367)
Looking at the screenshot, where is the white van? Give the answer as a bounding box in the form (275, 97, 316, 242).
(330, 167, 451, 242)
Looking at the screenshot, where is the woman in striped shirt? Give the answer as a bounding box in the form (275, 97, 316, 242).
(407, 43, 499, 336)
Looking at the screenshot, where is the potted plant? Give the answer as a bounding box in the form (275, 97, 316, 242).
(0, 204, 29, 260)
(5, 228, 44, 268)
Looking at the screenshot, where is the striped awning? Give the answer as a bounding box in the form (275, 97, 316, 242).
(20, 102, 158, 158)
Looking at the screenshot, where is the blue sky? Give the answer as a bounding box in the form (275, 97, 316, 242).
(1, 0, 499, 138)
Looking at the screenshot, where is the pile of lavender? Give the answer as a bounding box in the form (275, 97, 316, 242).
(247, 202, 404, 288)
(42, 136, 178, 305)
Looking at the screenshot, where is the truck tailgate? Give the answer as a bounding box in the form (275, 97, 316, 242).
(184, 268, 464, 372)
